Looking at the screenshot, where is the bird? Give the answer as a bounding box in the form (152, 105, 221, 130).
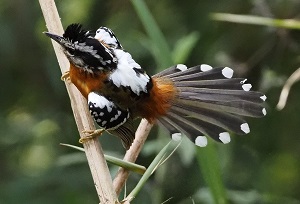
(44, 23, 267, 149)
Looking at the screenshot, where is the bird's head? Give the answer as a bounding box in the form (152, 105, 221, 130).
(95, 26, 123, 49)
(44, 24, 118, 72)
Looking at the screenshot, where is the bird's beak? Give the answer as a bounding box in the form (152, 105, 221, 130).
(43, 31, 64, 44)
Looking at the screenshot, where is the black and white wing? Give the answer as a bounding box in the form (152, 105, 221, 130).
(88, 92, 134, 149)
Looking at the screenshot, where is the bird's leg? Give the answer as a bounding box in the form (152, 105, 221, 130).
(61, 71, 70, 82)
(79, 129, 104, 143)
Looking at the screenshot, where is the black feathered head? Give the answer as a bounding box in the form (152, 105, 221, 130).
(44, 23, 117, 72)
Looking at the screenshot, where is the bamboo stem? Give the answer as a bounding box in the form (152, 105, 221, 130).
(38, 0, 118, 203)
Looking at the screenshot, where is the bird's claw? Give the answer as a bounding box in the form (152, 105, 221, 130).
(61, 71, 70, 82)
(79, 129, 104, 143)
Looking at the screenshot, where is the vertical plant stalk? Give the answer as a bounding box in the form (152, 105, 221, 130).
(38, 0, 118, 203)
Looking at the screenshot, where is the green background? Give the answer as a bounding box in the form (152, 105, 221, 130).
(1, 0, 300, 203)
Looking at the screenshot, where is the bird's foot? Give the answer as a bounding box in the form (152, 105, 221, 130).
(61, 71, 70, 82)
(79, 129, 104, 143)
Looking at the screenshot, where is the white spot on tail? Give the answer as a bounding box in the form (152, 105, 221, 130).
(195, 136, 208, 147)
(222, 67, 233, 78)
(219, 132, 231, 144)
(260, 95, 267, 101)
(242, 84, 252, 91)
(200, 64, 213, 72)
(262, 108, 267, 116)
(176, 64, 187, 71)
(171, 133, 182, 141)
(240, 79, 247, 84)
(241, 123, 250, 134)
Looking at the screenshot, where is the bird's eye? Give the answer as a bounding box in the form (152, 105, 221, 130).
(96, 29, 100, 33)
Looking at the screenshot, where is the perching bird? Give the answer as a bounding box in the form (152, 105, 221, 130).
(44, 24, 266, 149)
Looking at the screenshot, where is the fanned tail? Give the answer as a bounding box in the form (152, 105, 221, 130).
(155, 64, 267, 147)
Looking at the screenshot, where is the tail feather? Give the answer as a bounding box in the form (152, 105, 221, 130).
(160, 65, 204, 78)
(170, 67, 234, 81)
(160, 114, 206, 141)
(157, 117, 181, 136)
(156, 64, 267, 147)
(169, 105, 247, 135)
(175, 98, 265, 118)
(174, 78, 249, 90)
(153, 65, 181, 77)
(178, 87, 264, 104)
(167, 111, 228, 143)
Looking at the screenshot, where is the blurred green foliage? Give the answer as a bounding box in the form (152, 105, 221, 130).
(1, 0, 300, 203)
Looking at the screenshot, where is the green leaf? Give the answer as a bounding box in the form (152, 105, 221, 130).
(172, 31, 200, 64)
(131, 0, 173, 68)
(196, 143, 228, 204)
(59, 143, 146, 174)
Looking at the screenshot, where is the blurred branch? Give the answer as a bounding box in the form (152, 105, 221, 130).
(38, 0, 118, 203)
(113, 119, 153, 195)
(211, 13, 300, 30)
(277, 67, 300, 110)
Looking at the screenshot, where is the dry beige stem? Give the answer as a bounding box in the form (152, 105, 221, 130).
(39, 0, 118, 203)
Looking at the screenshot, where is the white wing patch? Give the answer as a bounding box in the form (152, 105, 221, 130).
(88, 92, 130, 130)
(95, 28, 120, 48)
(88, 92, 114, 112)
(109, 49, 150, 95)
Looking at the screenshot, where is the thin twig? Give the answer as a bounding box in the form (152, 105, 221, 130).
(39, 0, 118, 203)
(277, 67, 300, 110)
(113, 119, 153, 195)
(211, 13, 300, 30)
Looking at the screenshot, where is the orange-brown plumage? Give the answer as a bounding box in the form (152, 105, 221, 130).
(69, 63, 108, 99)
(136, 77, 177, 123)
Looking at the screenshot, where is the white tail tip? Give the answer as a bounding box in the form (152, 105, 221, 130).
(222, 67, 234, 78)
(176, 64, 188, 71)
(219, 132, 231, 144)
(172, 133, 182, 141)
(195, 136, 208, 147)
(241, 123, 250, 134)
(200, 64, 213, 72)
